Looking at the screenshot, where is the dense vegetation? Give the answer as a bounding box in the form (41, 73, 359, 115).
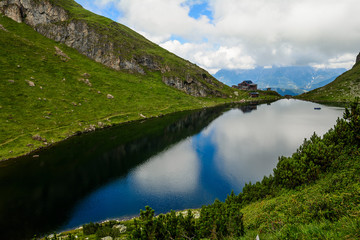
(46, 100, 360, 239)
(297, 62, 360, 102)
(0, 13, 279, 161)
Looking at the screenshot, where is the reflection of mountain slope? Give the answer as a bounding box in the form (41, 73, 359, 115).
(0, 106, 226, 240)
(238, 105, 258, 113)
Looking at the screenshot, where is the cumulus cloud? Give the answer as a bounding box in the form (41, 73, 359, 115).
(160, 40, 256, 73)
(76, 0, 360, 72)
(209, 0, 360, 68)
(113, 0, 214, 42)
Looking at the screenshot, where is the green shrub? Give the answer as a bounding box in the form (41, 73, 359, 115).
(95, 226, 120, 239)
(83, 222, 100, 235)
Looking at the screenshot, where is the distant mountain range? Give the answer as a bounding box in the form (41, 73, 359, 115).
(297, 55, 360, 102)
(214, 66, 347, 95)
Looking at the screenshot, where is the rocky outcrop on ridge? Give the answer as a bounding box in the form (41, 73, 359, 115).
(0, 0, 227, 97)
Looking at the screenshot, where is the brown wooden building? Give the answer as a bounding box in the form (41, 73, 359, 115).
(234, 80, 257, 90)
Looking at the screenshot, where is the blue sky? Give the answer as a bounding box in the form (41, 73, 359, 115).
(74, 0, 360, 73)
(187, 1, 213, 21)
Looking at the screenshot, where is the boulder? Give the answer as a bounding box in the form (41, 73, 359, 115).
(78, 78, 92, 86)
(54, 46, 70, 61)
(32, 134, 42, 141)
(112, 224, 127, 233)
(26, 80, 35, 87)
(101, 237, 113, 240)
(0, 23, 8, 32)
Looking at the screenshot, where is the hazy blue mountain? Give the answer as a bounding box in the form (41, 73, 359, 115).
(214, 66, 346, 95)
(269, 88, 307, 96)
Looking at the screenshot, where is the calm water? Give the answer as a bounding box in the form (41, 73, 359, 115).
(0, 99, 344, 239)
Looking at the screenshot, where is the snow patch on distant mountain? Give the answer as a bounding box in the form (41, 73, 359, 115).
(214, 66, 346, 95)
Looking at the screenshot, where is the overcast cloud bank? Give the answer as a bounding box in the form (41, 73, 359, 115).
(77, 0, 360, 74)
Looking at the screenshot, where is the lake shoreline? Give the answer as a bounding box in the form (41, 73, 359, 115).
(2, 98, 279, 162)
(43, 208, 202, 240)
(1, 99, 346, 240)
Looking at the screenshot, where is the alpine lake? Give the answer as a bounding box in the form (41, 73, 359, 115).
(0, 99, 345, 239)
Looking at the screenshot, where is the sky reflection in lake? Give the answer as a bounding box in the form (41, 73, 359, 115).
(132, 138, 200, 195)
(206, 100, 344, 187)
(62, 99, 344, 230)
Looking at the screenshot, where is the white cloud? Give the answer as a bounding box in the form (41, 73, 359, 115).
(113, 0, 213, 42)
(160, 40, 255, 74)
(76, 0, 360, 71)
(312, 53, 357, 69)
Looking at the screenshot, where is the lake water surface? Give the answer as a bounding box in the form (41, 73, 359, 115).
(0, 99, 344, 239)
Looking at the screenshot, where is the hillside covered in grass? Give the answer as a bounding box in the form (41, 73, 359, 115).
(297, 57, 360, 102)
(0, 2, 280, 161)
(0, 0, 231, 97)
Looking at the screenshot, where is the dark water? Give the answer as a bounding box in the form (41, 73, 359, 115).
(0, 99, 344, 239)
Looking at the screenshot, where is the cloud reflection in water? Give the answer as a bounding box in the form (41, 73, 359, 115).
(132, 138, 200, 195)
(204, 100, 343, 188)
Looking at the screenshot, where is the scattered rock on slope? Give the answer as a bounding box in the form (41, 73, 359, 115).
(54, 46, 70, 61)
(26, 80, 35, 87)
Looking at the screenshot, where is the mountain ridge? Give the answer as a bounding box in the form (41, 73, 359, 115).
(0, 0, 228, 97)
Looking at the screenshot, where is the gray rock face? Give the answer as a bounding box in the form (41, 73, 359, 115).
(0, 0, 227, 97)
(163, 76, 207, 97)
(0, 0, 68, 23)
(356, 52, 360, 65)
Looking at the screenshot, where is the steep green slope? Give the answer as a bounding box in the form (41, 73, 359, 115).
(297, 62, 360, 102)
(0, 0, 230, 97)
(0, 15, 279, 161)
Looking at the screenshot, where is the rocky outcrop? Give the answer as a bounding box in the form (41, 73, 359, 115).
(356, 52, 360, 65)
(0, 0, 227, 97)
(0, 0, 68, 23)
(163, 76, 208, 97)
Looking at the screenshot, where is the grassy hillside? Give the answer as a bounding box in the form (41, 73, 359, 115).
(0, 0, 233, 97)
(0, 14, 279, 161)
(297, 63, 360, 102)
